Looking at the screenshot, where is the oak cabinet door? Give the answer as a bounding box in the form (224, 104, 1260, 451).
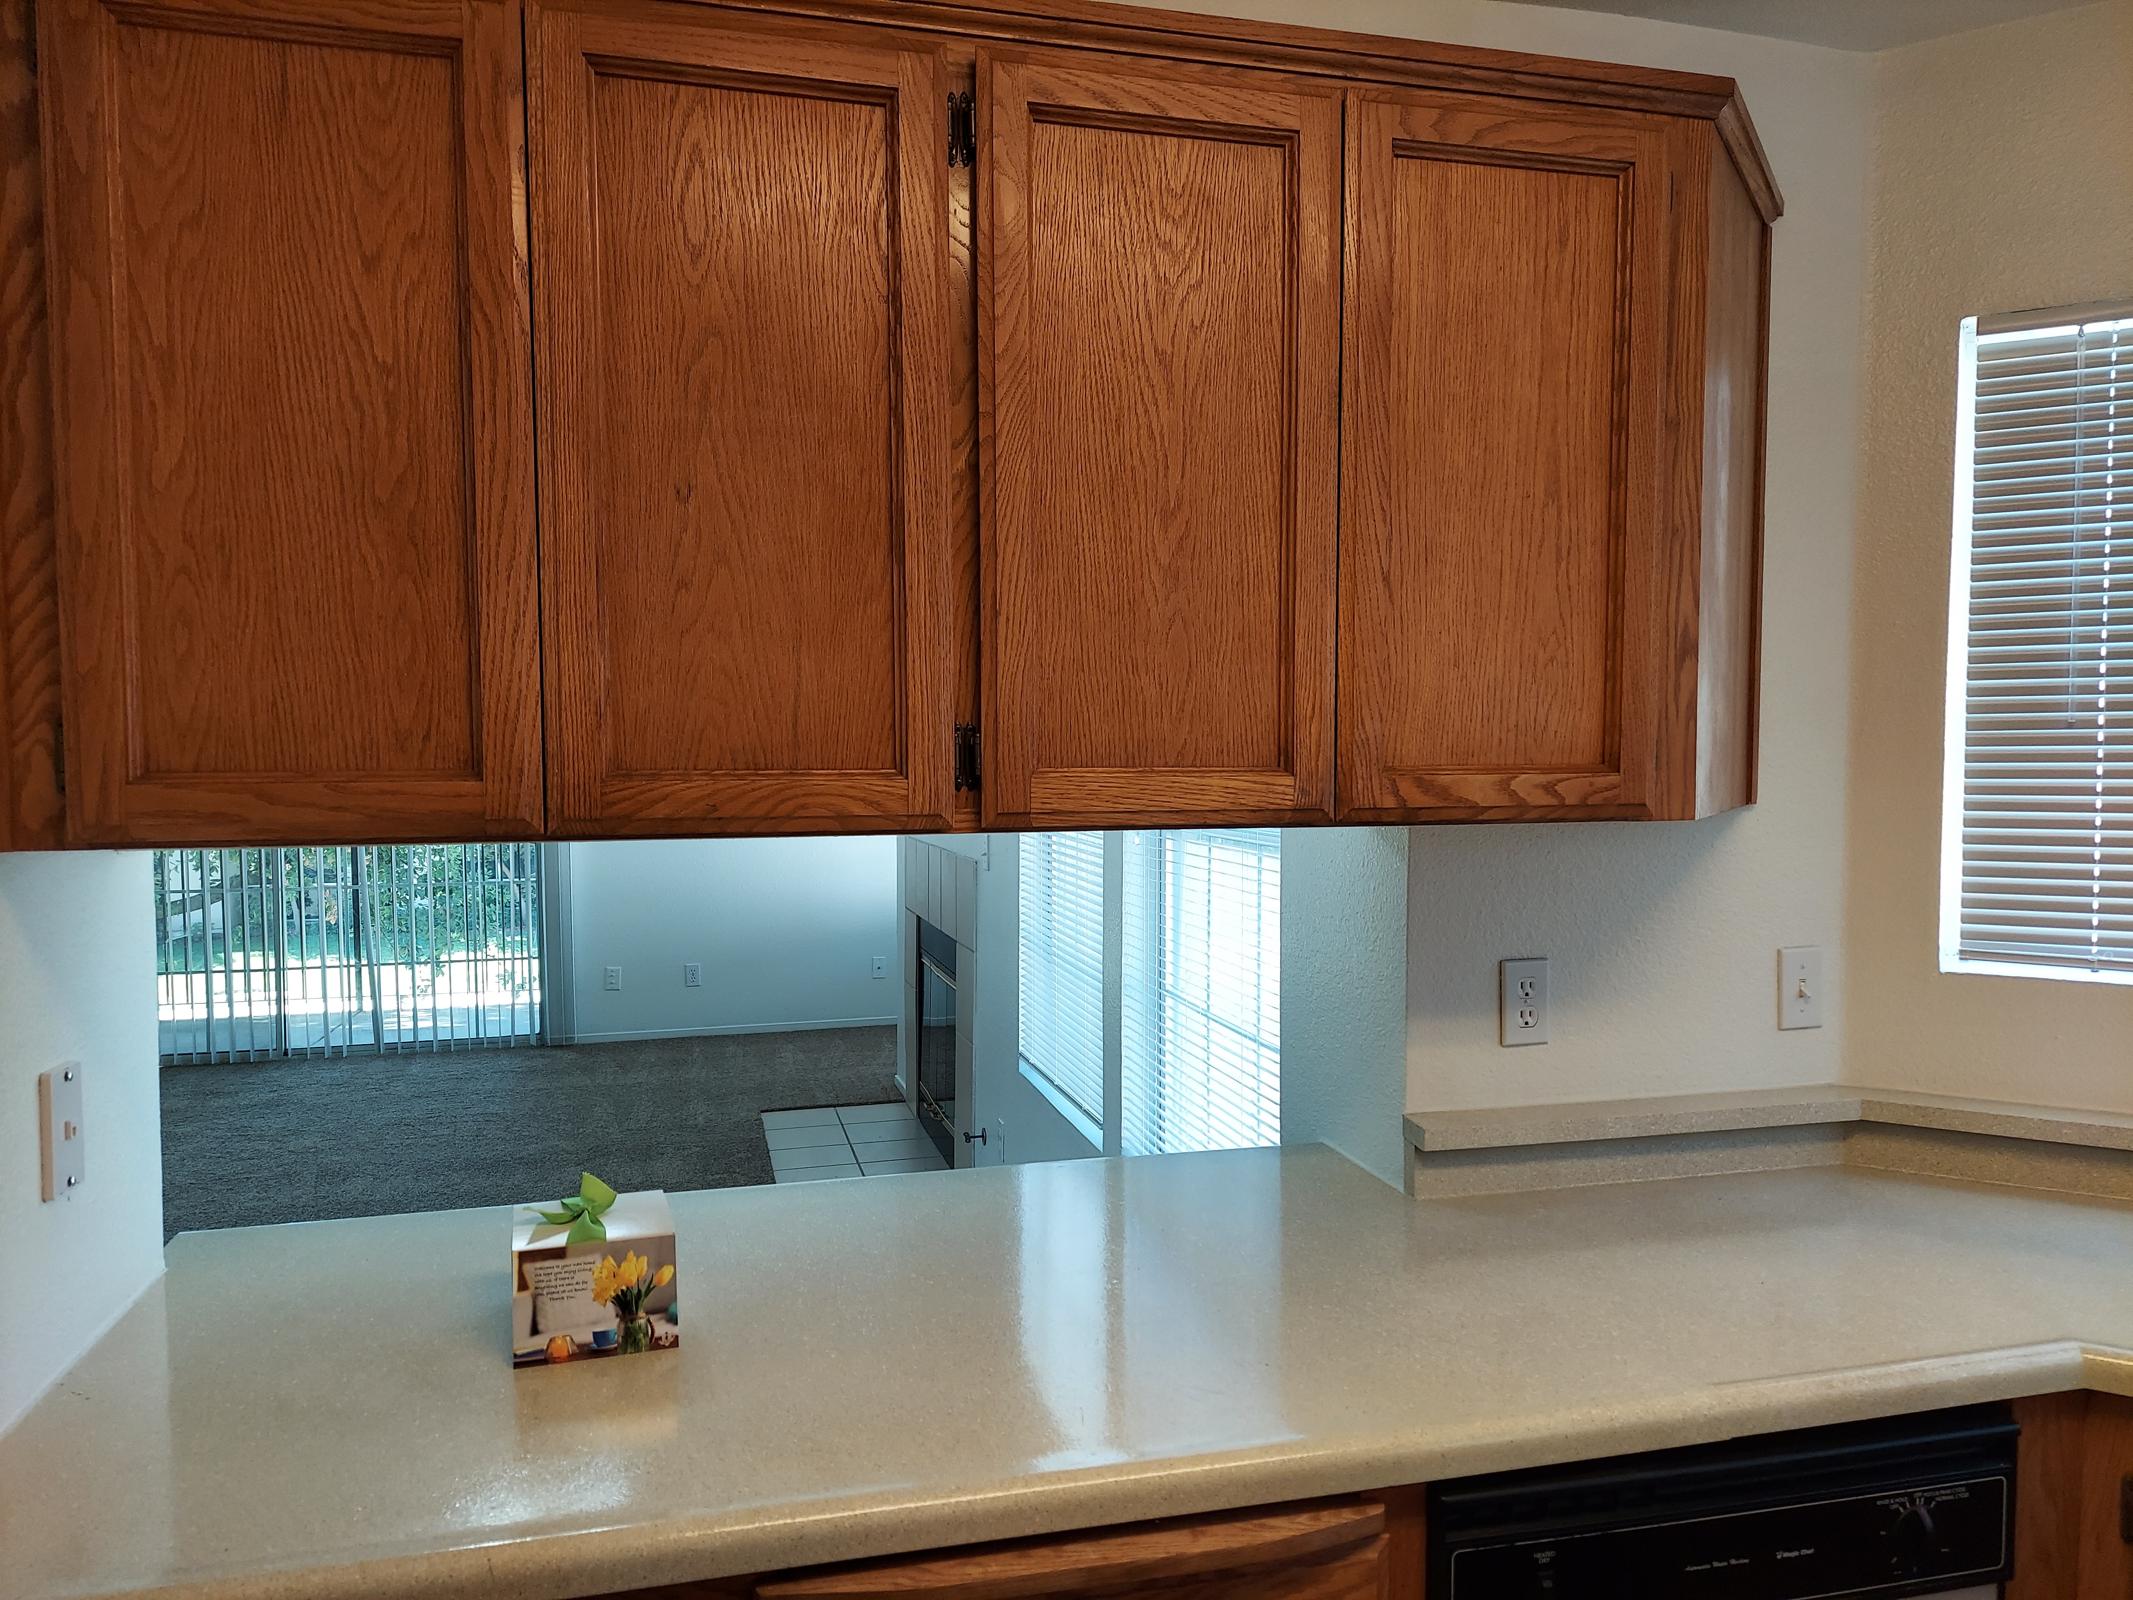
(38, 0, 543, 844)
(979, 50, 1340, 831)
(1337, 92, 1676, 820)
(529, 2, 954, 836)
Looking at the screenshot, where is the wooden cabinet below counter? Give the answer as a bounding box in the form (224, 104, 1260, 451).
(3, 0, 1779, 848)
(604, 1494, 1423, 1600)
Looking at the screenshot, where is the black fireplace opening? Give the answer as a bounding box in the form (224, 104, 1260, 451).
(914, 917, 957, 1165)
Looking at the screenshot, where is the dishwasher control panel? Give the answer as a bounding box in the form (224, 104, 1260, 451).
(1443, 1474, 2008, 1599)
(1431, 1405, 2018, 1600)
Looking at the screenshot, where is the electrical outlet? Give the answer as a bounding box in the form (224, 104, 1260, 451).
(1499, 958, 1549, 1047)
(1778, 946, 1823, 1030)
(871, 955, 888, 979)
(603, 965, 623, 992)
(683, 962, 702, 988)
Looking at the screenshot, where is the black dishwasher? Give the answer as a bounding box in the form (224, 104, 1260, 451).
(1429, 1404, 2018, 1600)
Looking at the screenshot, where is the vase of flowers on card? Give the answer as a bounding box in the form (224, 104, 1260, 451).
(591, 1250, 673, 1354)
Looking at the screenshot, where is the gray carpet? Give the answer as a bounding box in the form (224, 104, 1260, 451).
(160, 1027, 899, 1238)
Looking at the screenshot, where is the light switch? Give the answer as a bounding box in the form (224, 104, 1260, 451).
(1778, 946, 1823, 1030)
(39, 1062, 84, 1202)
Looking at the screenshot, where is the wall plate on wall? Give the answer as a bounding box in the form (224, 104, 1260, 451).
(38, 1061, 84, 1202)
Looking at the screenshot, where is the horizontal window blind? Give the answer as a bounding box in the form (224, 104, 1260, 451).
(1121, 828, 1280, 1156)
(1018, 831, 1106, 1126)
(1945, 304, 2133, 978)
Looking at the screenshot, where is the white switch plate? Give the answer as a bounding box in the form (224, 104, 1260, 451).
(871, 955, 888, 979)
(603, 965, 623, 991)
(39, 1061, 84, 1202)
(682, 962, 702, 988)
(1499, 958, 1549, 1047)
(1778, 946, 1823, 1030)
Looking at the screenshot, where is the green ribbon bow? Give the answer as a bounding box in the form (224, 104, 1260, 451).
(534, 1171, 619, 1244)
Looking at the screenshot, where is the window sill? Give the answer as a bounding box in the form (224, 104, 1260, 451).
(1017, 1057, 1103, 1152)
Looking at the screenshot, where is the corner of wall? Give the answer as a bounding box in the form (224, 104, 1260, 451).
(0, 850, 164, 1435)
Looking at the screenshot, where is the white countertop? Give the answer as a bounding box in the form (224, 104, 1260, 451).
(6, 1145, 2133, 1600)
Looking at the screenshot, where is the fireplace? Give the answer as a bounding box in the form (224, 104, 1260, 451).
(913, 917, 958, 1165)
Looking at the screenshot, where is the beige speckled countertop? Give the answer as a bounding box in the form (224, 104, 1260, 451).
(7, 1145, 2133, 1600)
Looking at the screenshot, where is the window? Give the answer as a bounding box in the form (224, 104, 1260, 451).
(1942, 302, 2133, 981)
(1017, 831, 1106, 1127)
(1019, 829, 1280, 1154)
(156, 844, 545, 1063)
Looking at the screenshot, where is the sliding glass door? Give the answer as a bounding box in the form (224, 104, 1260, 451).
(155, 844, 544, 1064)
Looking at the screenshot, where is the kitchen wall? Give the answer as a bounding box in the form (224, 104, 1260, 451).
(563, 838, 899, 1042)
(1125, 0, 1872, 1111)
(1844, 1, 2133, 1110)
(1281, 827, 1409, 1186)
(0, 850, 161, 1434)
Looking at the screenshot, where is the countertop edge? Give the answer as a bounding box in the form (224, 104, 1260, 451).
(78, 1340, 2118, 1600)
(1406, 1086, 2133, 1155)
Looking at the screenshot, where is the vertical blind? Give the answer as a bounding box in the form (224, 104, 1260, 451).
(1945, 304, 2133, 977)
(1121, 829, 1280, 1156)
(157, 844, 544, 1063)
(1018, 831, 1107, 1124)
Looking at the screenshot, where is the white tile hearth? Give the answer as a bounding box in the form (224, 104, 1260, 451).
(763, 1103, 948, 1183)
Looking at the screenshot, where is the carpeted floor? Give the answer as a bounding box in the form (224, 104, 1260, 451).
(160, 1027, 899, 1238)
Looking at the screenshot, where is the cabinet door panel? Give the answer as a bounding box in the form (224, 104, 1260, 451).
(531, 3, 953, 835)
(980, 51, 1339, 830)
(39, 0, 542, 843)
(1337, 92, 1673, 819)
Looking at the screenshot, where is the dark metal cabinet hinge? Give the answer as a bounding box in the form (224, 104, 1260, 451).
(947, 91, 975, 168)
(953, 723, 980, 792)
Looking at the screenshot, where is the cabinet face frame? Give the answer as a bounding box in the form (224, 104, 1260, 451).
(1335, 88, 1678, 822)
(528, 0, 956, 836)
(37, 0, 545, 845)
(976, 46, 1341, 832)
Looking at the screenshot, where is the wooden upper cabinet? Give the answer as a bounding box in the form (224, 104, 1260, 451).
(36, 0, 544, 844)
(978, 49, 1341, 831)
(528, 1, 955, 836)
(1337, 90, 1771, 822)
(1338, 91, 1671, 821)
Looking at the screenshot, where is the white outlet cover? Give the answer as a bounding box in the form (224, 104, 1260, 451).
(1779, 946, 1824, 1030)
(1499, 958, 1549, 1047)
(603, 965, 623, 991)
(683, 962, 702, 988)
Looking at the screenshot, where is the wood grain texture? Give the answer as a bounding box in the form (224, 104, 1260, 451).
(1694, 125, 1769, 816)
(757, 1499, 1386, 1599)
(529, 0, 954, 835)
(38, 0, 543, 843)
(0, 0, 61, 849)
(2010, 1392, 2090, 1600)
(979, 47, 1339, 830)
(2009, 1390, 2133, 1600)
(1336, 90, 1673, 822)
(2075, 1393, 2133, 1600)
(622, 0, 1781, 181)
(947, 45, 981, 829)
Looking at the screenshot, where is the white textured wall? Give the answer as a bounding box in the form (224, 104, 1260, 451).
(1844, 2, 2133, 1108)
(1281, 827, 1408, 1185)
(1123, 0, 1871, 1111)
(0, 851, 162, 1435)
(565, 838, 899, 1042)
